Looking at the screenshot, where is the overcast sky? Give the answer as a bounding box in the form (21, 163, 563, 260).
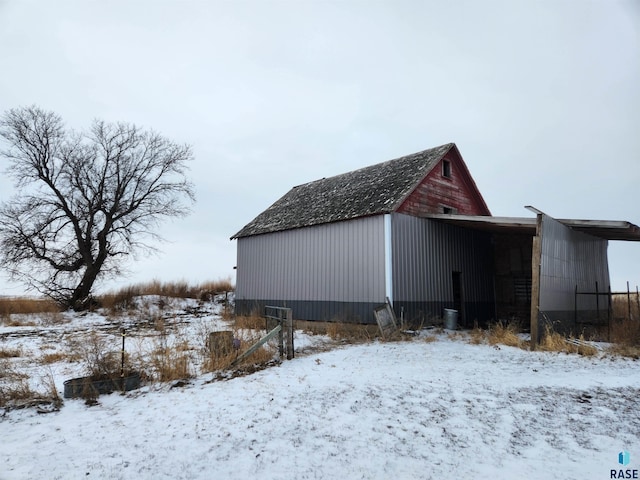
(0, 0, 638, 295)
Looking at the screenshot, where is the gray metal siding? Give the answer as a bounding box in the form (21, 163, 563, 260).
(390, 213, 495, 324)
(539, 215, 609, 312)
(236, 216, 387, 314)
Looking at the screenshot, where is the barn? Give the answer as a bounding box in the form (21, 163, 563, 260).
(232, 143, 640, 341)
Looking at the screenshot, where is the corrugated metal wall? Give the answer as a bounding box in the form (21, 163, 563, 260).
(391, 213, 495, 326)
(235, 215, 387, 321)
(539, 215, 609, 329)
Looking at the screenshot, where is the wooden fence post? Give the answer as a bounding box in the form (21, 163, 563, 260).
(284, 308, 294, 360)
(278, 312, 284, 359)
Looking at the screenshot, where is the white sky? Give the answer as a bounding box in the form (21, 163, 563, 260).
(0, 0, 638, 294)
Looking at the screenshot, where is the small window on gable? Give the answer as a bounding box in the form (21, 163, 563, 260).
(442, 160, 451, 178)
(442, 206, 456, 214)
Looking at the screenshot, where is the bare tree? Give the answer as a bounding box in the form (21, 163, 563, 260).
(0, 106, 195, 309)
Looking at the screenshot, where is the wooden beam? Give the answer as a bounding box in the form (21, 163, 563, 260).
(530, 214, 543, 350)
(231, 325, 281, 367)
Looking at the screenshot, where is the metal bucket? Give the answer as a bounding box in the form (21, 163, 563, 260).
(443, 309, 458, 330)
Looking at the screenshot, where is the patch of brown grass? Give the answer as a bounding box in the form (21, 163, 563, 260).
(612, 293, 640, 321)
(0, 379, 36, 408)
(610, 317, 640, 347)
(144, 329, 194, 382)
(203, 328, 277, 372)
(234, 314, 266, 330)
(0, 297, 60, 315)
(1, 315, 38, 327)
(0, 347, 22, 358)
(538, 327, 598, 356)
(296, 320, 328, 336)
(99, 278, 235, 310)
(488, 321, 523, 348)
(326, 322, 377, 342)
(150, 346, 192, 381)
(40, 352, 74, 364)
(608, 344, 640, 359)
(468, 327, 486, 345)
(0, 367, 63, 411)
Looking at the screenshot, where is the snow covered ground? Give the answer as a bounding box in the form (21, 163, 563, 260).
(1, 299, 639, 480)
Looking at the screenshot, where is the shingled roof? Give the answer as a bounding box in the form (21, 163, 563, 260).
(232, 143, 454, 239)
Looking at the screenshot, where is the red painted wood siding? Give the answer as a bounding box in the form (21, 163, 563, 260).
(397, 151, 489, 217)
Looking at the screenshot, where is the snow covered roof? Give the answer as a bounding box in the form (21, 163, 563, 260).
(232, 143, 454, 239)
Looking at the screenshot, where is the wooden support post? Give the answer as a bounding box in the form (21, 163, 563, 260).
(284, 308, 294, 360)
(530, 214, 542, 350)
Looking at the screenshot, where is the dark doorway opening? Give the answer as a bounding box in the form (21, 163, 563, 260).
(452, 271, 463, 325)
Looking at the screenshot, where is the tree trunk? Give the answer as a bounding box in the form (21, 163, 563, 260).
(68, 263, 102, 311)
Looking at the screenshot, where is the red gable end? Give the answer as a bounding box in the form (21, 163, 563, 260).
(396, 145, 490, 217)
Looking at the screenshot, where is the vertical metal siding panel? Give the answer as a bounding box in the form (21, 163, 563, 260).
(391, 214, 494, 304)
(539, 216, 610, 312)
(237, 216, 387, 316)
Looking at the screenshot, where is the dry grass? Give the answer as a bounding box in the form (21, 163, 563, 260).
(610, 317, 640, 347)
(0, 297, 60, 315)
(609, 293, 640, 356)
(488, 321, 523, 348)
(296, 320, 329, 336)
(234, 314, 267, 330)
(468, 322, 599, 355)
(608, 343, 640, 359)
(40, 352, 74, 364)
(538, 327, 598, 356)
(0, 379, 36, 408)
(1, 315, 39, 327)
(468, 327, 485, 345)
(611, 293, 640, 321)
(203, 327, 278, 372)
(326, 322, 378, 342)
(150, 345, 192, 382)
(0, 347, 23, 358)
(99, 278, 235, 310)
(145, 325, 195, 382)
